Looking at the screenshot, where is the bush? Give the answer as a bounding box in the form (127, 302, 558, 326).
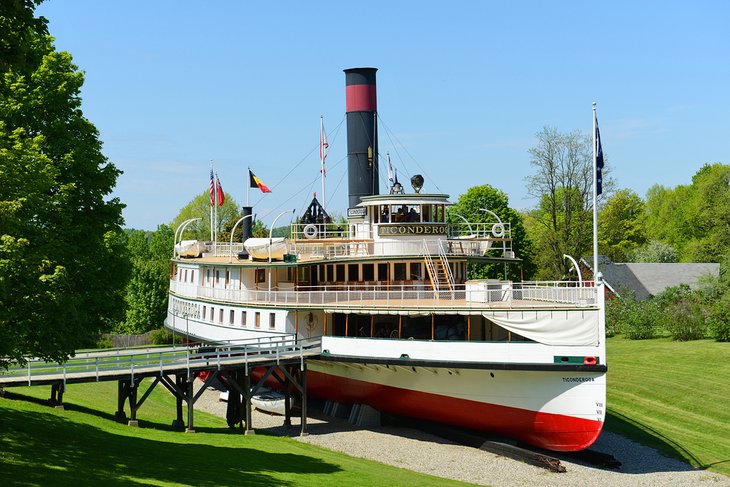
(149, 328, 182, 345)
(657, 285, 707, 341)
(607, 294, 660, 339)
(708, 294, 730, 342)
(95, 336, 114, 349)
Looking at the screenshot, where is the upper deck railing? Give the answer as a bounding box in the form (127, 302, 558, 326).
(169, 280, 598, 310)
(191, 220, 513, 262)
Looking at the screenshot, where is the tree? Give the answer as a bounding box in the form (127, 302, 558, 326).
(645, 163, 730, 262)
(170, 191, 241, 241)
(598, 189, 647, 262)
(450, 184, 535, 281)
(0, 2, 128, 365)
(120, 225, 173, 334)
(525, 126, 608, 279)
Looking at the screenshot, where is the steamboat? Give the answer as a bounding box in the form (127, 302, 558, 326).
(165, 68, 607, 451)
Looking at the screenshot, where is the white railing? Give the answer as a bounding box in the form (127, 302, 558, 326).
(0, 335, 322, 387)
(448, 221, 511, 239)
(169, 280, 598, 309)
(182, 222, 513, 260)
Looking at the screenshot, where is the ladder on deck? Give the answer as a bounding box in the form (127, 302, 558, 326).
(423, 240, 455, 297)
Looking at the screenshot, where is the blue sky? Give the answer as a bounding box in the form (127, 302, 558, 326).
(37, 1, 729, 230)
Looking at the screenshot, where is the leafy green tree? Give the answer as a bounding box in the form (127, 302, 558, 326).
(450, 184, 535, 280)
(525, 126, 609, 279)
(120, 225, 173, 334)
(170, 191, 240, 241)
(0, 2, 128, 365)
(598, 189, 647, 262)
(644, 163, 730, 262)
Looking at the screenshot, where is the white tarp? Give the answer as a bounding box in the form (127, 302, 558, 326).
(483, 310, 598, 346)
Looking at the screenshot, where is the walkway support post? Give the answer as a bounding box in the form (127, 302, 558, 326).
(300, 361, 308, 437)
(186, 376, 195, 433)
(244, 371, 254, 435)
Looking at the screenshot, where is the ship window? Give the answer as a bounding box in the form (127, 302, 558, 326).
(206, 269, 210, 284)
(183, 269, 188, 282)
(229, 310, 234, 324)
(394, 263, 406, 281)
(269, 314, 276, 329)
(410, 262, 423, 280)
(255, 312, 261, 328)
(380, 205, 390, 223)
(336, 264, 345, 282)
(326, 265, 333, 282)
(203, 306, 207, 319)
(219, 308, 223, 323)
(241, 311, 247, 327)
(421, 205, 432, 222)
(216, 270, 220, 284)
(405, 205, 420, 222)
(225, 270, 230, 286)
(378, 263, 388, 282)
(362, 263, 374, 282)
(392, 205, 408, 223)
(256, 269, 265, 283)
(348, 264, 358, 282)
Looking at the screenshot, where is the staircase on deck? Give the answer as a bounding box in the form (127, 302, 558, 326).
(423, 240, 455, 298)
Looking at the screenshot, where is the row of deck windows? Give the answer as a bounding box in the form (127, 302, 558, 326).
(200, 305, 275, 329)
(328, 313, 532, 342)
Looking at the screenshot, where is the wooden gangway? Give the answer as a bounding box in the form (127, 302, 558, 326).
(0, 334, 322, 435)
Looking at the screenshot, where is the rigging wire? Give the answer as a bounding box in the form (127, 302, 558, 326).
(378, 113, 442, 193)
(251, 115, 347, 222)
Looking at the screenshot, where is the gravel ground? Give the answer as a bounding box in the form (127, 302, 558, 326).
(194, 383, 730, 486)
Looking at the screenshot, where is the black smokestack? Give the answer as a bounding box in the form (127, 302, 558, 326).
(344, 67, 378, 209)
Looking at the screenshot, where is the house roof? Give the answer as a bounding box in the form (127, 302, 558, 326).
(601, 262, 720, 300)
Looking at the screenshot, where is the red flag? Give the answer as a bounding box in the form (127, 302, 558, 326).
(216, 174, 225, 205)
(249, 169, 271, 193)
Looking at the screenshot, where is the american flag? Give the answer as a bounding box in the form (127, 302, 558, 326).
(209, 168, 215, 206)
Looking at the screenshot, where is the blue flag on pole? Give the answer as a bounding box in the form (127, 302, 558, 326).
(595, 116, 604, 196)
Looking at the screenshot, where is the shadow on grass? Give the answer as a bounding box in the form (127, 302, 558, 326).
(604, 409, 706, 471)
(0, 397, 342, 486)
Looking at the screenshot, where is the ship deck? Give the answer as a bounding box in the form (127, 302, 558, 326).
(169, 281, 598, 311)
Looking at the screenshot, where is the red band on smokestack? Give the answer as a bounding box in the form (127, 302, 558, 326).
(346, 84, 377, 112)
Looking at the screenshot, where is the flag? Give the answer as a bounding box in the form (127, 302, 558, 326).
(595, 113, 604, 196)
(209, 168, 215, 206)
(215, 173, 225, 205)
(249, 169, 272, 193)
(319, 116, 328, 176)
(387, 157, 394, 188)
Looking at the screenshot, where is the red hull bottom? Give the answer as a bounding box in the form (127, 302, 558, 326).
(306, 369, 603, 452)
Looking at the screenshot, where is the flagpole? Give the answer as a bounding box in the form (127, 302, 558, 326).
(209, 161, 214, 244)
(592, 102, 599, 284)
(320, 115, 326, 210)
(215, 170, 220, 249)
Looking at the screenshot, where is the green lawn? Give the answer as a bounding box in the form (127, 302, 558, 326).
(605, 336, 730, 476)
(0, 381, 473, 486)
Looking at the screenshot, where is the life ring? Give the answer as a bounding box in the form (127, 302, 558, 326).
(491, 223, 505, 238)
(303, 224, 318, 239)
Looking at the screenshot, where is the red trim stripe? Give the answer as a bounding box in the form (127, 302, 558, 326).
(346, 84, 377, 112)
(306, 370, 604, 452)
